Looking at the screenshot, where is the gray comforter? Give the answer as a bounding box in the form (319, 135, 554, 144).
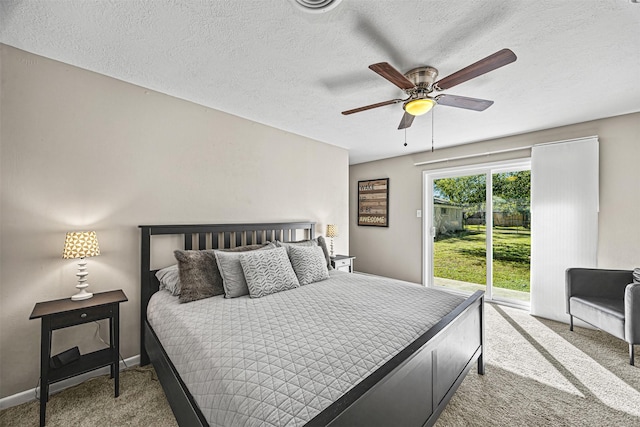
(147, 271, 465, 427)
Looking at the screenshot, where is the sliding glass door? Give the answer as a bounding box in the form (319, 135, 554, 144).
(432, 173, 487, 294)
(491, 171, 531, 302)
(425, 160, 531, 305)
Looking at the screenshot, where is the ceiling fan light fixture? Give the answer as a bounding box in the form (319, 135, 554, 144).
(404, 98, 435, 116)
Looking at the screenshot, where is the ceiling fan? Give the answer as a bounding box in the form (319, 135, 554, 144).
(341, 48, 517, 130)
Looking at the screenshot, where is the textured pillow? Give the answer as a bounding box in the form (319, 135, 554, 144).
(277, 238, 333, 270)
(215, 242, 276, 298)
(175, 242, 273, 303)
(633, 268, 640, 283)
(155, 264, 181, 296)
(276, 239, 317, 252)
(288, 245, 330, 285)
(174, 250, 221, 303)
(240, 247, 300, 298)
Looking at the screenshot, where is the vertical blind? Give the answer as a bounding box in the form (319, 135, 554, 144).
(530, 137, 599, 322)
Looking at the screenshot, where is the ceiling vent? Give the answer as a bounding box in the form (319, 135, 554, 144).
(293, 0, 343, 13)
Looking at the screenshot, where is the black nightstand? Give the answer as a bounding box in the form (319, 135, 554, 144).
(30, 289, 128, 427)
(331, 255, 356, 273)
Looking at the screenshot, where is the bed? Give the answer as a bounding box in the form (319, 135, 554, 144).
(140, 222, 485, 427)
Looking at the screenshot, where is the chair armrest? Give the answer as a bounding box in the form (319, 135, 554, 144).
(625, 282, 640, 344)
(566, 268, 633, 313)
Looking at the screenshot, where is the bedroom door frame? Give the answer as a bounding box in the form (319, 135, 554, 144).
(422, 157, 531, 305)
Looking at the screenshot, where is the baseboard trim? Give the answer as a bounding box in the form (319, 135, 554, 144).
(0, 354, 140, 410)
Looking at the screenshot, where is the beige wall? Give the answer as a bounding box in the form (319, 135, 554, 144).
(0, 45, 349, 398)
(350, 112, 640, 284)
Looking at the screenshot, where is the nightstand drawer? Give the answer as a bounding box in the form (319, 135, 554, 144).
(333, 259, 352, 269)
(331, 255, 355, 273)
(50, 305, 113, 329)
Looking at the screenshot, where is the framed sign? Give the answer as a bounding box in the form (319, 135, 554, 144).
(358, 178, 389, 227)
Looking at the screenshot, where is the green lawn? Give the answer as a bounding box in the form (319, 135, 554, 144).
(434, 226, 531, 292)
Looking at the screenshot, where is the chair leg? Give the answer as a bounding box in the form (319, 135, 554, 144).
(569, 315, 574, 331)
(631, 344, 635, 366)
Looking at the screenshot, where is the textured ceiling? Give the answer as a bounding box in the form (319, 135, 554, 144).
(1, 1, 639, 164)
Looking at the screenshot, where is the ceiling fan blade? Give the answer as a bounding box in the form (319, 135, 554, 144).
(434, 48, 517, 90)
(436, 94, 494, 111)
(398, 111, 415, 129)
(341, 99, 403, 115)
(369, 62, 415, 90)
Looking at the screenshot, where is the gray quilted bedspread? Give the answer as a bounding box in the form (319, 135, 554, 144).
(147, 271, 465, 427)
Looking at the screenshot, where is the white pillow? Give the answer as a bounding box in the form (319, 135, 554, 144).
(155, 264, 181, 296)
(240, 247, 300, 298)
(288, 245, 329, 285)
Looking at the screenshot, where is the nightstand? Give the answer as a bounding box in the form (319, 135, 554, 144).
(30, 289, 128, 427)
(331, 255, 356, 273)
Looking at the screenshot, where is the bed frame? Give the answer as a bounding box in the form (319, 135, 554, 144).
(140, 221, 485, 427)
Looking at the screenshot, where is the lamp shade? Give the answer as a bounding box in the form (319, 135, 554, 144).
(63, 231, 100, 259)
(326, 224, 338, 238)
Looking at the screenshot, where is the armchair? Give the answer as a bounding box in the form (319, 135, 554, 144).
(566, 268, 639, 365)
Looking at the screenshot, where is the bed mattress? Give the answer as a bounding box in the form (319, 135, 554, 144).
(147, 271, 465, 427)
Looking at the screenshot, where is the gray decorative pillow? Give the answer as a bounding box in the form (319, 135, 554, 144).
(174, 250, 221, 303)
(288, 245, 330, 285)
(633, 268, 640, 283)
(175, 242, 273, 303)
(240, 247, 300, 298)
(215, 242, 276, 298)
(277, 238, 334, 270)
(316, 236, 334, 270)
(155, 264, 181, 296)
(276, 239, 317, 252)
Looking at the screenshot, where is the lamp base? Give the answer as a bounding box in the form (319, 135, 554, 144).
(71, 288, 93, 301)
(72, 257, 93, 300)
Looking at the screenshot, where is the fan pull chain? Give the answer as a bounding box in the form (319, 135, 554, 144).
(404, 128, 407, 147)
(431, 108, 435, 152)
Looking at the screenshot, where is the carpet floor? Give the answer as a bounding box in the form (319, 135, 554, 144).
(0, 366, 177, 427)
(2, 303, 638, 426)
(435, 304, 640, 426)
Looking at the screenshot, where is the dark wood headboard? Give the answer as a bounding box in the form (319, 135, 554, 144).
(138, 222, 315, 364)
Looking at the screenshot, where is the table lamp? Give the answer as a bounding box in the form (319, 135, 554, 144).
(326, 224, 338, 257)
(63, 231, 100, 301)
